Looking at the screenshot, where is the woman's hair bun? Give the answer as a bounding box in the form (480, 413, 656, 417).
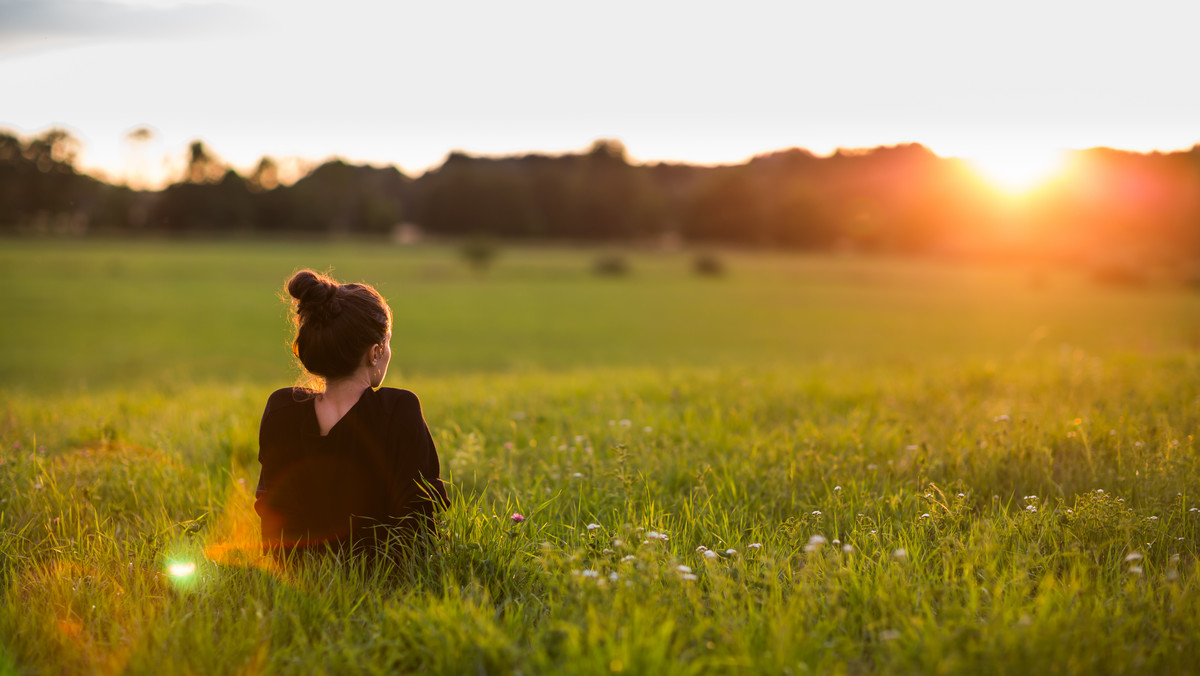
(287, 269, 340, 319)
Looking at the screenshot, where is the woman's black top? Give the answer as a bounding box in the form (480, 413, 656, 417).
(254, 386, 448, 556)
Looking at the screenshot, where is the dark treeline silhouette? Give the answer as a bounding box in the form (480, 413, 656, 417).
(3, 129, 1199, 265)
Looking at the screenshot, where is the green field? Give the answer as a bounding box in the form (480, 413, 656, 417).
(2, 240, 1199, 674)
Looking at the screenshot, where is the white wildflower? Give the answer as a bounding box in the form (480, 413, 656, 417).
(581, 569, 600, 579)
(621, 555, 636, 563)
(833, 486, 842, 491)
(1129, 566, 1143, 575)
(748, 542, 762, 550)
(725, 549, 737, 556)
(587, 523, 602, 531)
(892, 548, 908, 559)
(842, 544, 853, 553)
(920, 513, 930, 519)
(811, 510, 822, 516)
(609, 572, 619, 582)
(676, 565, 693, 574)
(681, 573, 698, 581)
(1125, 552, 1143, 562)
(696, 545, 708, 552)
(703, 549, 719, 560)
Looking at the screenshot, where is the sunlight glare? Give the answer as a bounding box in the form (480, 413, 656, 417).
(167, 561, 196, 578)
(967, 146, 1068, 195)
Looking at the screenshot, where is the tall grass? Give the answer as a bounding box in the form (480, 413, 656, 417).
(1, 241, 1198, 673)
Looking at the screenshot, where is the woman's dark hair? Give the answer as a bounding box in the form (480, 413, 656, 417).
(286, 270, 391, 384)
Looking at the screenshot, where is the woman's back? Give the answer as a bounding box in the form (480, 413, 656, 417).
(255, 386, 447, 555)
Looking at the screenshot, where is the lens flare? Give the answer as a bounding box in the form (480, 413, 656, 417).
(167, 561, 196, 578)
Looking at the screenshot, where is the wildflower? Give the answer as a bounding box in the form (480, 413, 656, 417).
(1148, 516, 1158, 521)
(1025, 505, 1037, 513)
(994, 414, 1010, 422)
(920, 513, 930, 519)
(1134, 442, 1143, 448)
(1066, 509, 1073, 515)
(1024, 495, 1037, 501)
(619, 419, 631, 427)
(957, 493, 965, 498)
(511, 513, 525, 523)
(587, 523, 602, 531)
(571, 472, 584, 479)
(581, 569, 600, 579)
(609, 572, 619, 582)
(804, 535, 827, 552)
(811, 510, 822, 516)
(833, 486, 842, 491)
(681, 573, 698, 581)
(1129, 566, 1143, 575)
(676, 565, 693, 574)
(892, 548, 907, 559)
(725, 549, 737, 556)
(703, 549, 719, 560)
(869, 530, 877, 535)
(1096, 489, 1104, 493)
(925, 493, 933, 498)
(1073, 418, 1082, 425)
(1125, 552, 1143, 562)
(646, 531, 668, 542)
(748, 542, 762, 550)
(831, 539, 840, 546)
(1190, 507, 1199, 513)
(842, 544, 854, 553)
(612, 538, 624, 547)
(621, 555, 636, 563)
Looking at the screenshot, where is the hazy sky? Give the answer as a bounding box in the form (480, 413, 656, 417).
(2, 0, 1198, 186)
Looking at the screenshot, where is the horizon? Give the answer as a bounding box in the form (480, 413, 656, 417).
(3, 0, 1199, 191)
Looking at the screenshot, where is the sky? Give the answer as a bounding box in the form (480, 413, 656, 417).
(1, 0, 1199, 188)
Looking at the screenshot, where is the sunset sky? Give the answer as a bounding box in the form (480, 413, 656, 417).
(1, 0, 1198, 188)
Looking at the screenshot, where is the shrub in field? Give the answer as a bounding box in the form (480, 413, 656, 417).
(692, 252, 725, 277)
(592, 254, 629, 276)
(460, 236, 498, 274)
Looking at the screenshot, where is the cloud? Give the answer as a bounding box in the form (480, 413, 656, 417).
(0, 0, 253, 56)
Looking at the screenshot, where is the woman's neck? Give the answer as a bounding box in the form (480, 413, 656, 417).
(320, 369, 372, 405)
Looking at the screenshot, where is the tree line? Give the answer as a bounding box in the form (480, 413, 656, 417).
(3, 129, 1199, 264)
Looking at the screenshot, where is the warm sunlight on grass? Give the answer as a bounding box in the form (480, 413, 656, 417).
(967, 146, 1069, 195)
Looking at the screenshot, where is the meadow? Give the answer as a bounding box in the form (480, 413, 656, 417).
(1, 239, 1199, 674)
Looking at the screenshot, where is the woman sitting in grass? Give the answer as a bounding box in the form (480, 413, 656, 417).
(254, 269, 448, 559)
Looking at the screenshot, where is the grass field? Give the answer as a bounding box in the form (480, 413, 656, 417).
(2, 239, 1200, 674)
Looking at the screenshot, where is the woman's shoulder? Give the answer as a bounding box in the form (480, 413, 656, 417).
(263, 387, 314, 415)
(372, 386, 422, 409)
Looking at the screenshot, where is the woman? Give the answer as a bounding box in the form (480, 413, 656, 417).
(254, 269, 448, 558)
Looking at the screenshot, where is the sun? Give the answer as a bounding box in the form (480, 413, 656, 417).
(965, 146, 1069, 195)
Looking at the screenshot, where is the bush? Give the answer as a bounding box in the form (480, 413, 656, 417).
(693, 252, 725, 277)
(593, 254, 630, 277)
(460, 236, 498, 274)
